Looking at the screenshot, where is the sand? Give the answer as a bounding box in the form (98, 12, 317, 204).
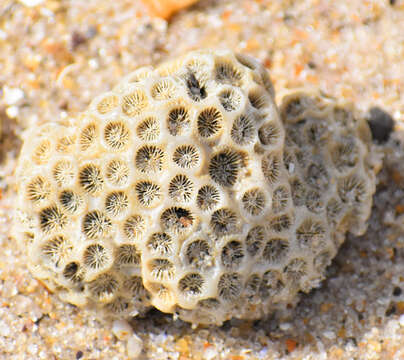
(0, 0, 403, 359)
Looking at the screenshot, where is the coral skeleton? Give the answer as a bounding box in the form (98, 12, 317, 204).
(13, 50, 379, 325)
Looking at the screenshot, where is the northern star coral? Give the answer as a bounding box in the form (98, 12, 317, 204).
(13, 50, 379, 325)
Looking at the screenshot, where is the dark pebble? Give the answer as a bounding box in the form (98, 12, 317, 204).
(220, 319, 232, 331)
(71, 31, 87, 50)
(307, 61, 316, 69)
(367, 106, 395, 143)
(346, 337, 358, 346)
(385, 304, 396, 316)
(390, 0, 396, 6)
(76, 350, 84, 359)
(393, 286, 402, 296)
(70, 26, 97, 51)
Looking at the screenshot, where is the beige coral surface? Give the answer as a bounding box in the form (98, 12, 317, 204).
(0, 0, 404, 359)
(13, 48, 379, 327)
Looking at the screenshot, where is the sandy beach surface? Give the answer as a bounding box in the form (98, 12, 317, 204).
(0, 0, 403, 359)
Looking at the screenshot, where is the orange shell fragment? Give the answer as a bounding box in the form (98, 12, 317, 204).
(141, 0, 199, 20)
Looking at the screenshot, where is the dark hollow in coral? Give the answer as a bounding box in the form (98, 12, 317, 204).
(186, 72, 207, 101)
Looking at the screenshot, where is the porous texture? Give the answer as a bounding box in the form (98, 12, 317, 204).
(179, 91, 381, 324)
(281, 92, 379, 239)
(13, 50, 378, 325)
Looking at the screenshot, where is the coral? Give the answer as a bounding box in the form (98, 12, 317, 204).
(13, 50, 379, 325)
(280, 91, 380, 237)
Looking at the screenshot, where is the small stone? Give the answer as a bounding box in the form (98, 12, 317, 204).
(13, 295, 43, 321)
(386, 304, 396, 316)
(88, 59, 99, 69)
(127, 333, 143, 358)
(141, 0, 200, 20)
(367, 106, 395, 143)
(2, 279, 18, 298)
(393, 286, 402, 296)
(71, 31, 88, 50)
(323, 330, 336, 340)
(0, 320, 11, 337)
(18, 0, 45, 7)
(367, 340, 382, 353)
(204, 346, 219, 360)
(397, 301, 404, 314)
(279, 322, 292, 331)
(112, 319, 132, 340)
(285, 339, 297, 352)
(3, 87, 24, 105)
(175, 337, 190, 354)
(399, 314, 404, 327)
(5, 106, 19, 118)
(14, 295, 34, 316)
(27, 343, 38, 355)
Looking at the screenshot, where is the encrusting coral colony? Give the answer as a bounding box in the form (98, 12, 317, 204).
(13, 50, 380, 325)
